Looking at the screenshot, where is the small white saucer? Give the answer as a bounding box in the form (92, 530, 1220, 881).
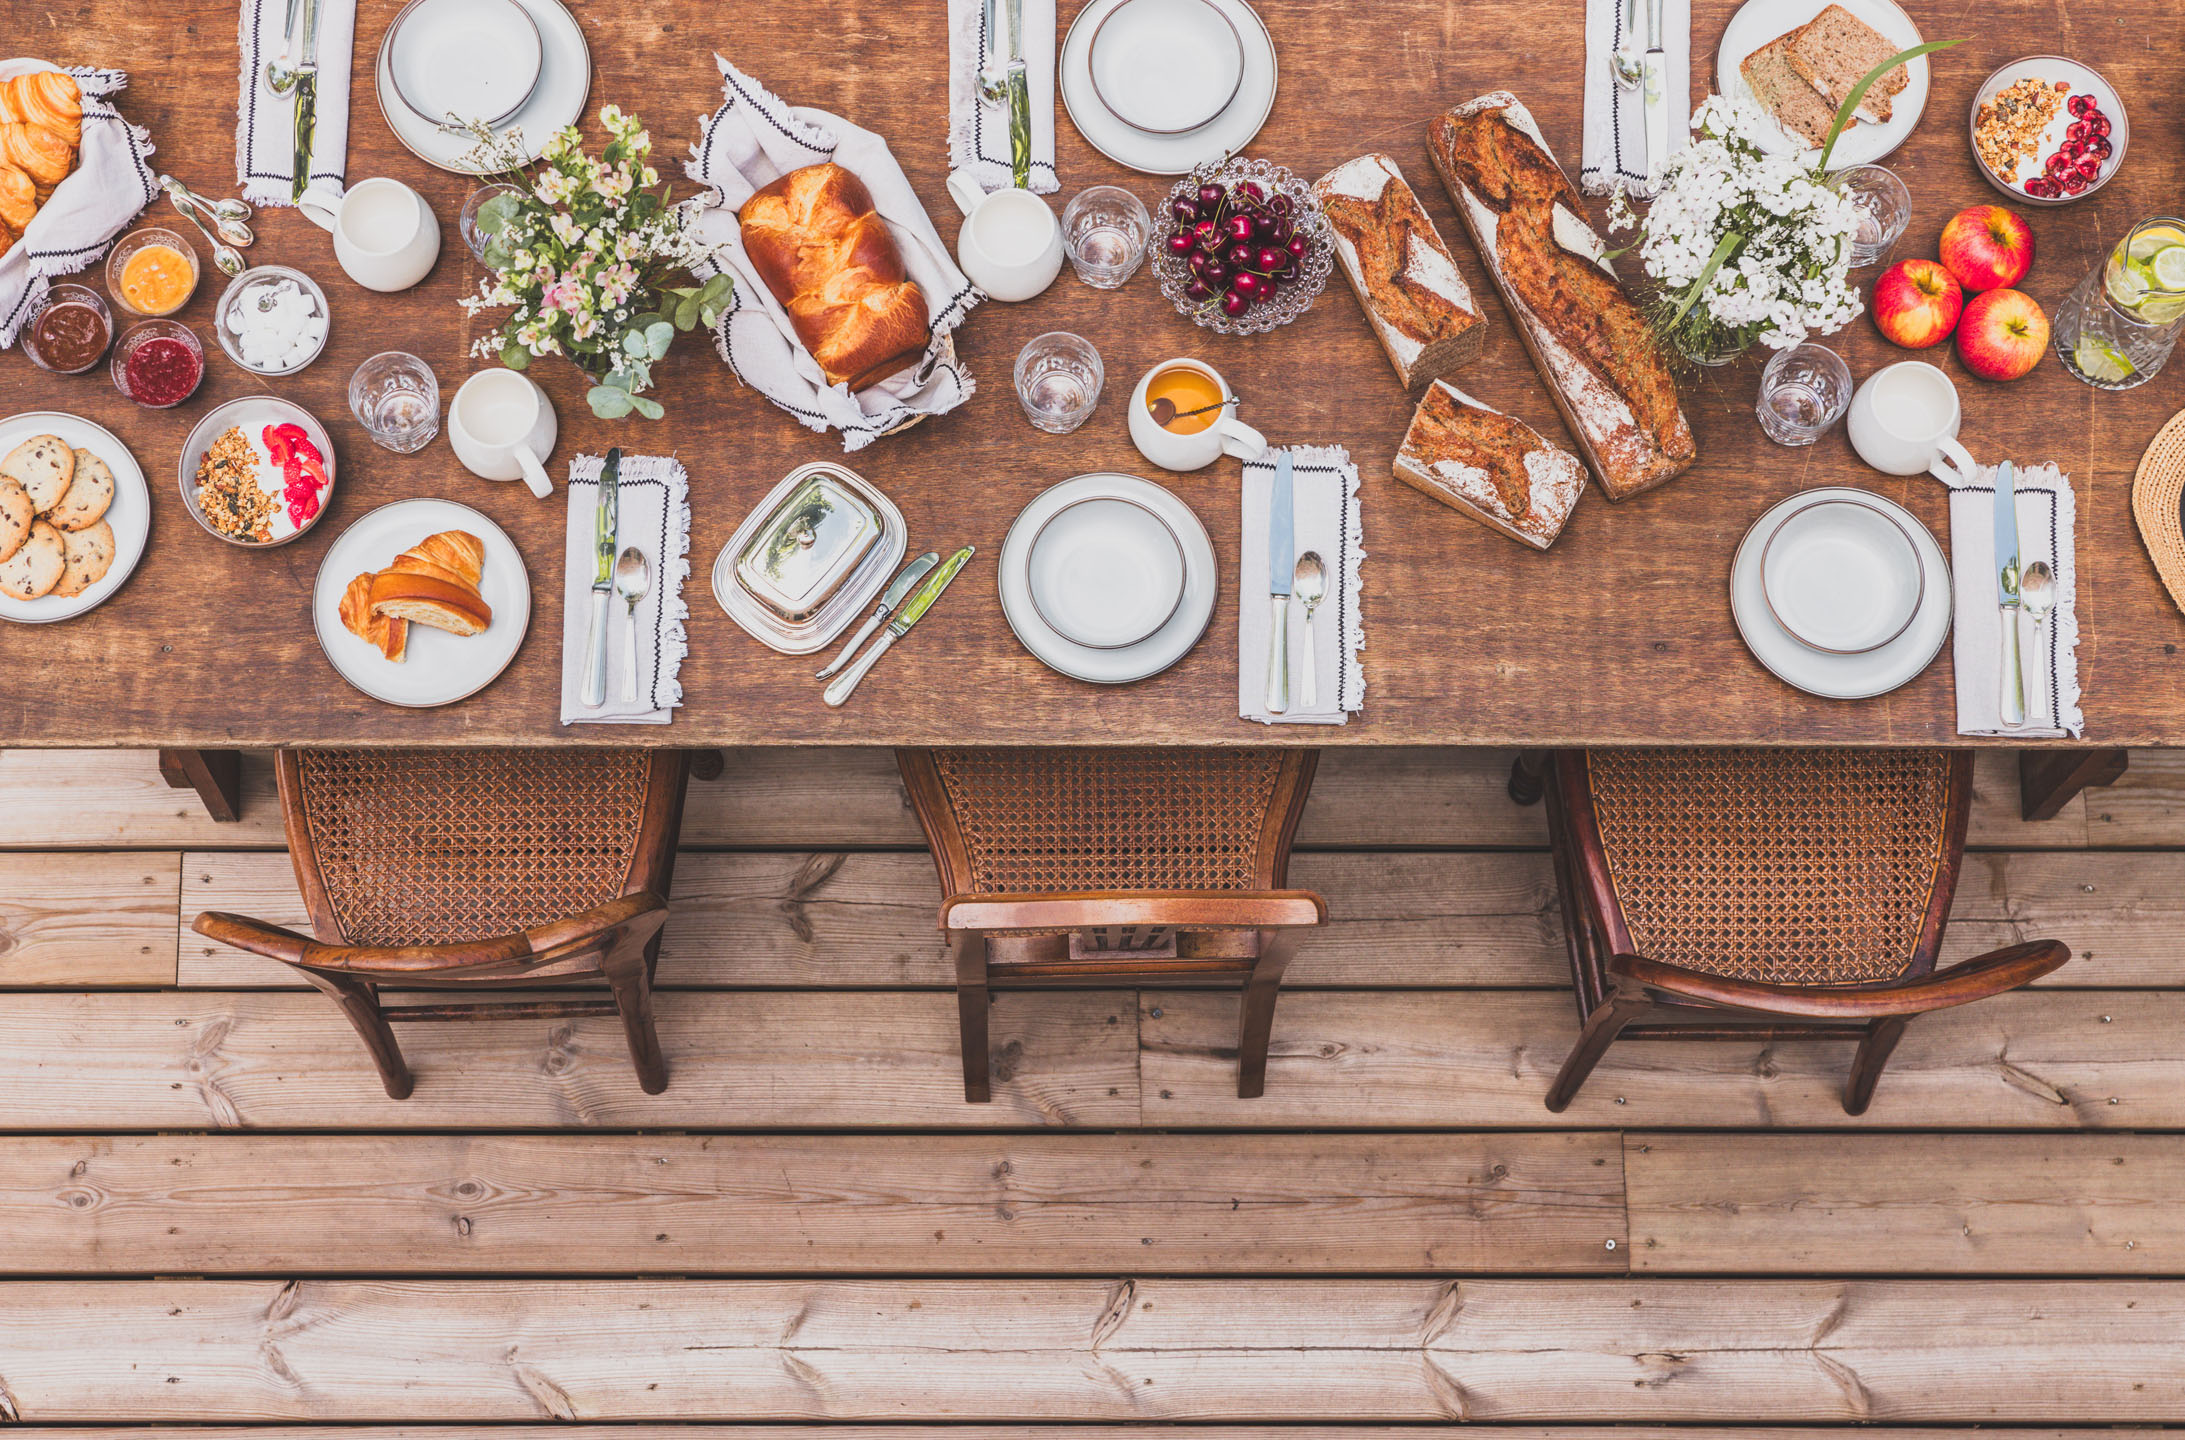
(1001, 473, 1215, 684)
(1061, 0, 1275, 174)
(1732, 487, 1950, 700)
(386, 0, 545, 129)
(1028, 494, 1187, 649)
(375, 0, 589, 174)
(1760, 494, 1924, 653)
(1717, 0, 1928, 168)
(1089, 0, 1245, 135)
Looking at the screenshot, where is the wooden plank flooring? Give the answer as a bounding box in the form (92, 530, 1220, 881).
(1, 746, 2182, 1431)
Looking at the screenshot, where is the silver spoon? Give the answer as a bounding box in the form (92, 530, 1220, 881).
(1293, 550, 1327, 710)
(614, 546, 651, 704)
(165, 186, 255, 249)
(163, 189, 247, 277)
(162, 175, 252, 226)
(1148, 393, 1238, 429)
(1611, 0, 1644, 91)
(2021, 559, 2055, 723)
(266, 0, 304, 95)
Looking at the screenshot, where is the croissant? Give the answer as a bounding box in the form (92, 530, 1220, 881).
(0, 163, 33, 232)
(0, 72, 80, 145)
(391, 530, 486, 589)
(338, 573, 408, 661)
(0, 122, 72, 187)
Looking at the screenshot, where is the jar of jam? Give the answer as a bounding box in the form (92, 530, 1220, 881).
(111, 319, 205, 408)
(22, 283, 113, 374)
(104, 227, 200, 317)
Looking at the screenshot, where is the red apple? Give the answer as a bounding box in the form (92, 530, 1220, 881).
(1956, 287, 2050, 381)
(1873, 258, 1964, 348)
(1939, 205, 2036, 291)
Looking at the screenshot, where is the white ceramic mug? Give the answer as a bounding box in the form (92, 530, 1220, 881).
(1127, 358, 1267, 471)
(304, 177, 442, 293)
(945, 170, 1063, 302)
(1847, 359, 1977, 482)
(449, 368, 556, 497)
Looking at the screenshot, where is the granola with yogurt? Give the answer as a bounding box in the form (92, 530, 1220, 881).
(1975, 77, 2066, 181)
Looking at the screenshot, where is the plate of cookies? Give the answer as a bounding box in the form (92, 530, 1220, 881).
(0, 413, 145, 622)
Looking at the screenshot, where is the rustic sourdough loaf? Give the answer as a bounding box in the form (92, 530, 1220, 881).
(1394, 380, 1586, 551)
(1312, 153, 1485, 390)
(1425, 92, 1695, 500)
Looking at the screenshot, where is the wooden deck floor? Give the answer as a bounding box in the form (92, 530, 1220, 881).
(3, 747, 2184, 1431)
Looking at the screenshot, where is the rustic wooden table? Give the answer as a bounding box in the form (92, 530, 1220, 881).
(4, 0, 2181, 764)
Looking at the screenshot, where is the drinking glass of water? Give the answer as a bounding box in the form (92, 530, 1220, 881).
(1756, 343, 1853, 446)
(1014, 332, 1104, 434)
(1061, 186, 1151, 289)
(1835, 165, 1910, 268)
(349, 351, 442, 454)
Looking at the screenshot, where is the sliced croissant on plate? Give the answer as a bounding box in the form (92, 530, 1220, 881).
(341, 530, 492, 657)
(338, 572, 407, 661)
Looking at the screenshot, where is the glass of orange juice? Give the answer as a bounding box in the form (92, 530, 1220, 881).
(105, 227, 201, 318)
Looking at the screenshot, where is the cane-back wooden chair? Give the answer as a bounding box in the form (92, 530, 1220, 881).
(193, 748, 692, 1098)
(898, 747, 1324, 1102)
(1542, 747, 2069, 1114)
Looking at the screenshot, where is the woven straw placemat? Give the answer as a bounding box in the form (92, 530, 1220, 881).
(2134, 406, 2185, 617)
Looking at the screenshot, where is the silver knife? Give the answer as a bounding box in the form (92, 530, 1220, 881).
(290, 0, 322, 203)
(1004, 0, 1032, 190)
(824, 546, 974, 708)
(814, 552, 940, 680)
(581, 448, 621, 708)
(1640, 0, 1669, 193)
(1996, 458, 2025, 729)
(1265, 450, 1293, 715)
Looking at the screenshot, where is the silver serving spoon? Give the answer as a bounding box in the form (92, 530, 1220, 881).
(2021, 559, 2055, 723)
(163, 175, 253, 226)
(165, 187, 255, 250)
(614, 546, 651, 704)
(1611, 0, 1645, 91)
(164, 189, 247, 277)
(1293, 550, 1327, 710)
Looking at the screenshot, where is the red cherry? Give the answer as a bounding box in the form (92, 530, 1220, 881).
(1224, 213, 1256, 242)
(1253, 245, 1285, 272)
(2063, 138, 2086, 159)
(2045, 152, 2070, 175)
(1220, 289, 1251, 317)
(2090, 136, 2113, 159)
(1201, 259, 1229, 285)
(1196, 183, 1224, 210)
(1168, 197, 1200, 226)
(1269, 194, 1293, 216)
(2076, 156, 2101, 179)
(1238, 181, 1266, 204)
(1257, 269, 1282, 295)
(1192, 218, 1219, 247)
(1185, 278, 1213, 302)
(2067, 119, 2089, 141)
(1187, 249, 1209, 276)
(1285, 234, 1309, 260)
(2068, 93, 2091, 116)
(1230, 270, 1264, 299)
(1166, 232, 1197, 256)
(2091, 113, 2111, 137)
(2062, 170, 2089, 194)
(1224, 241, 1254, 267)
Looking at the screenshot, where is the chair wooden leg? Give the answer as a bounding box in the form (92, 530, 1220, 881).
(952, 930, 992, 1104)
(1236, 928, 1300, 1100)
(158, 748, 243, 822)
(1544, 993, 1645, 1113)
(305, 972, 413, 1100)
(603, 938, 668, 1095)
(1844, 1015, 1909, 1116)
(1508, 749, 1549, 806)
(2019, 748, 2128, 822)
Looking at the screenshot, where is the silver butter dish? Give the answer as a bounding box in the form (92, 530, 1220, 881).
(714, 462, 907, 653)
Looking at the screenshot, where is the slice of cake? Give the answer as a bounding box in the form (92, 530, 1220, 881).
(1393, 380, 1586, 551)
(1784, 4, 1908, 125)
(1741, 33, 1844, 147)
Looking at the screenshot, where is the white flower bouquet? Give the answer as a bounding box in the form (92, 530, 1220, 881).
(457, 106, 734, 419)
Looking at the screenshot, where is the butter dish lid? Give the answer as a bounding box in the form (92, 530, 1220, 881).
(715, 462, 907, 654)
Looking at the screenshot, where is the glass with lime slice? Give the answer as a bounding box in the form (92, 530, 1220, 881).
(2060, 216, 2185, 389)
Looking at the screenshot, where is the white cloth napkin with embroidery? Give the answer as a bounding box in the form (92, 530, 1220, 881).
(234, 0, 356, 211)
(1943, 461, 2082, 737)
(684, 54, 978, 452)
(559, 453, 691, 726)
(946, 0, 1058, 195)
(1579, 0, 1689, 197)
(0, 63, 157, 349)
(1239, 445, 1365, 726)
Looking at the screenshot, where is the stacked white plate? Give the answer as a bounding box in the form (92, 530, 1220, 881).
(1060, 0, 1277, 174)
(375, 0, 591, 173)
(1730, 487, 1950, 699)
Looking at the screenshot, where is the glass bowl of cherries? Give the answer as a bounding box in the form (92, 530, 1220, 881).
(1151, 157, 1333, 335)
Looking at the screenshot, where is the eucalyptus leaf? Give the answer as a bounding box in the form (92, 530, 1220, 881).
(676, 295, 702, 330)
(476, 192, 522, 237)
(588, 385, 635, 419)
(699, 272, 735, 305)
(630, 395, 664, 420)
(623, 330, 648, 357)
(499, 343, 530, 371)
(644, 321, 674, 358)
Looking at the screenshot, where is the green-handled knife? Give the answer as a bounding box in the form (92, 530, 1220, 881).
(290, 0, 322, 203)
(581, 447, 622, 708)
(823, 545, 974, 707)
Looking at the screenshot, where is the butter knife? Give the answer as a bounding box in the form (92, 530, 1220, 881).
(1640, 0, 1669, 194)
(581, 448, 621, 709)
(290, 0, 321, 203)
(1004, 0, 1032, 190)
(1996, 458, 2025, 729)
(1265, 450, 1293, 715)
(814, 551, 939, 680)
(824, 546, 974, 708)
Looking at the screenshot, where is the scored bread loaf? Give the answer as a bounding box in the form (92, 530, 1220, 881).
(1394, 380, 1586, 551)
(1426, 92, 1695, 500)
(738, 163, 931, 392)
(1312, 153, 1485, 391)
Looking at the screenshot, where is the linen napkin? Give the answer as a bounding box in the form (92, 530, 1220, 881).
(1239, 445, 1366, 726)
(946, 0, 1059, 195)
(684, 54, 978, 452)
(234, 0, 356, 211)
(0, 63, 158, 349)
(1578, 0, 1690, 197)
(1943, 461, 2082, 738)
(559, 453, 692, 727)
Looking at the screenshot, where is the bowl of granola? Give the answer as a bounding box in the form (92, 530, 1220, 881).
(178, 396, 338, 547)
(1969, 57, 2126, 206)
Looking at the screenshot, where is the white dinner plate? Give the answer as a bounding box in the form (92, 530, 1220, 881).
(312, 498, 531, 707)
(1027, 494, 1187, 649)
(386, 0, 546, 129)
(1759, 494, 1924, 653)
(1088, 0, 1246, 135)
(1061, 0, 1275, 174)
(1731, 487, 1949, 700)
(1001, 473, 1215, 684)
(0, 411, 149, 624)
(375, 0, 589, 175)
(1716, 0, 1928, 168)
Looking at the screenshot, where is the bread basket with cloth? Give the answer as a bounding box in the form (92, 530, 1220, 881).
(684, 54, 978, 451)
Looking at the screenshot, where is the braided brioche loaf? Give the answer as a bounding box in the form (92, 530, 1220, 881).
(738, 163, 930, 392)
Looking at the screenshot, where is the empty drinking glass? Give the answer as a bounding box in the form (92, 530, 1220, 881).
(1836, 165, 1910, 268)
(349, 351, 442, 453)
(1756, 343, 1853, 446)
(1061, 185, 1151, 289)
(1014, 331, 1103, 434)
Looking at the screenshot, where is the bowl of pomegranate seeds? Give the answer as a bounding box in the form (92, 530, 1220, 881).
(1969, 57, 2126, 206)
